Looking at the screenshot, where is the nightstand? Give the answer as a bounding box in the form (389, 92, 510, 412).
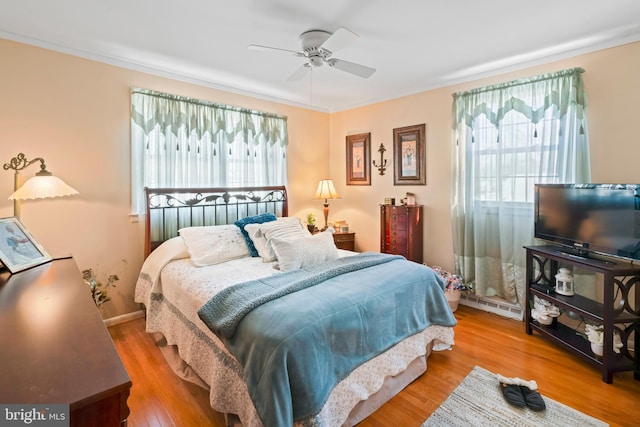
(333, 232, 355, 251)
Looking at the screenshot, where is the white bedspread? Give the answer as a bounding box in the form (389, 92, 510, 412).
(135, 237, 455, 427)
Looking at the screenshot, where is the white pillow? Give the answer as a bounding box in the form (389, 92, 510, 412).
(179, 225, 250, 266)
(245, 217, 309, 262)
(270, 231, 339, 271)
(243, 222, 271, 259)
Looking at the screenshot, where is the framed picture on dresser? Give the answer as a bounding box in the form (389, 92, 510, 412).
(346, 132, 371, 185)
(393, 123, 426, 185)
(0, 217, 51, 273)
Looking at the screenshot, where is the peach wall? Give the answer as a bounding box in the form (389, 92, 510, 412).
(0, 38, 329, 319)
(329, 41, 640, 271)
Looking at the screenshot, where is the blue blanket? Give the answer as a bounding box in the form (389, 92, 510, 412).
(198, 253, 457, 427)
(200, 252, 406, 339)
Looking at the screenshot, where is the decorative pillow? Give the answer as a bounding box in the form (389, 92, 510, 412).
(179, 225, 250, 266)
(261, 218, 310, 262)
(244, 217, 308, 262)
(270, 231, 339, 272)
(243, 222, 271, 259)
(234, 213, 277, 256)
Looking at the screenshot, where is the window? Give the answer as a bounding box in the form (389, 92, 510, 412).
(472, 113, 563, 205)
(451, 68, 590, 309)
(130, 89, 288, 215)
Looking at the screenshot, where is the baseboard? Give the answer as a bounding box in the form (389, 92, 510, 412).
(104, 310, 145, 327)
(459, 293, 524, 321)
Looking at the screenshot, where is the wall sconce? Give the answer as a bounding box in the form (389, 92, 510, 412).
(3, 153, 78, 219)
(372, 143, 387, 176)
(314, 179, 340, 230)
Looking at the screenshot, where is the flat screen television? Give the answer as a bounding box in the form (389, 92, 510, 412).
(534, 184, 640, 262)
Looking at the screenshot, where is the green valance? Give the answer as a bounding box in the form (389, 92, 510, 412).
(452, 68, 586, 128)
(131, 88, 288, 147)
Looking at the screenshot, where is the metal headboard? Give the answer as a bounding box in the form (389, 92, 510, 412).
(144, 186, 288, 256)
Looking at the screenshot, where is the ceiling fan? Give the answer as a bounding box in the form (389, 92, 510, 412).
(248, 27, 376, 81)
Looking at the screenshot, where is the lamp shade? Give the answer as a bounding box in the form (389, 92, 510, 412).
(9, 174, 78, 201)
(314, 179, 340, 200)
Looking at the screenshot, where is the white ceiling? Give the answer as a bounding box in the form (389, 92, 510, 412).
(2, 0, 640, 112)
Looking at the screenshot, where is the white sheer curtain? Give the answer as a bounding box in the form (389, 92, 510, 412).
(451, 68, 590, 308)
(131, 88, 288, 214)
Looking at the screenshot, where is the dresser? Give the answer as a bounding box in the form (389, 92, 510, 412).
(0, 258, 131, 426)
(380, 204, 423, 263)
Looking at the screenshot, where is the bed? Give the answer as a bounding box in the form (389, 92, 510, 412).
(135, 186, 456, 427)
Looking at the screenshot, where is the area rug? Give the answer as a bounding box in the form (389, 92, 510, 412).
(422, 366, 608, 427)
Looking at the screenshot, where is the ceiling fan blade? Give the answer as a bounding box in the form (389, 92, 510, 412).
(286, 64, 311, 81)
(328, 58, 376, 78)
(320, 27, 358, 54)
(248, 44, 303, 57)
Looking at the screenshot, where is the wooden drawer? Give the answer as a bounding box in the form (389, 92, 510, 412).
(385, 235, 407, 247)
(388, 206, 408, 214)
(387, 229, 408, 240)
(389, 214, 408, 230)
(384, 243, 408, 257)
(333, 232, 355, 251)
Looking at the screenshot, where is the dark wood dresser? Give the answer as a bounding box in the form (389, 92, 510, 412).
(0, 258, 131, 426)
(380, 204, 423, 263)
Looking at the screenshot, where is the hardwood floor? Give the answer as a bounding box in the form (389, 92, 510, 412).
(109, 305, 640, 427)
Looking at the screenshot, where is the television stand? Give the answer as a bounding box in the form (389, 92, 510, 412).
(525, 245, 640, 383)
(558, 249, 617, 266)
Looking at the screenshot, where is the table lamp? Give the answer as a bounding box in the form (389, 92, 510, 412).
(314, 179, 340, 230)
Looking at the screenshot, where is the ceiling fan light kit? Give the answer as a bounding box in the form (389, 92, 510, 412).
(248, 27, 376, 80)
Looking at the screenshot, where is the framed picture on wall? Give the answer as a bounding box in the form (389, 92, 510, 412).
(393, 123, 426, 185)
(346, 132, 371, 185)
(0, 217, 52, 273)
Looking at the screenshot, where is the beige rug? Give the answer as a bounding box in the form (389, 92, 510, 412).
(423, 366, 608, 427)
